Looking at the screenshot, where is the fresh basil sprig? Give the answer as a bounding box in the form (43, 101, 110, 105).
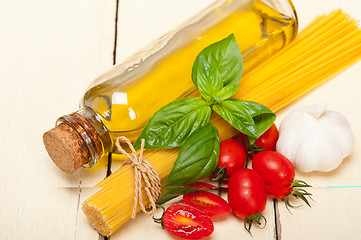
(133, 34, 276, 204)
(135, 34, 274, 149)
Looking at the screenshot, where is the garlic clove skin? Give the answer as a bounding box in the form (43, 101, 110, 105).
(276, 102, 354, 172)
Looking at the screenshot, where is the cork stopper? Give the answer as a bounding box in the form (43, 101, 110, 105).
(43, 123, 90, 174)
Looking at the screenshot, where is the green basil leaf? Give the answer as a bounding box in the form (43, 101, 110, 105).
(196, 56, 223, 102)
(192, 34, 243, 89)
(240, 100, 276, 144)
(163, 123, 220, 187)
(216, 83, 240, 101)
(213, 99, 258, 138)
(156, 186, 198, 205)
(134, 97, 212, 149)
(213, 99, 275, 143)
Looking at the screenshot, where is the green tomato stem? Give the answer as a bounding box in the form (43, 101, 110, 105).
(244, 212, 267, 235)
(211, 166, 228, 196)
(152, 204, 166, 228)
(285, 180, 313, 214)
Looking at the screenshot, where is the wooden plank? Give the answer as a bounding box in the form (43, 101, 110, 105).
(0, 0, 116, 239)
(2, 0, 359, 239)
(276, 0, 361, 239)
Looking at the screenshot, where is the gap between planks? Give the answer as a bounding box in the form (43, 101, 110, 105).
(100, 0, 119, 239)
(74, 181, 83, 239)
(104, 0, 119, 236)
(273, 199, 282, 240)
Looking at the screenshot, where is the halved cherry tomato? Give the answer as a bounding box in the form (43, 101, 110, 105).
(252, 151, 295, 187)
(183, 190, 230, 218)
(163, 203, 214, 239)
(227, 168, 267, 219)
(216, 139, 246, 177)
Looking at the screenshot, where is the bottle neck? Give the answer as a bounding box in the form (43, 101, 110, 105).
(56, 107, 110, 168)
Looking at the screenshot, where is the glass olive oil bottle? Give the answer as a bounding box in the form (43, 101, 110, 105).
(43, 0, 298, 174)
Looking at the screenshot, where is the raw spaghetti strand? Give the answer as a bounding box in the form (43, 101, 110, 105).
(114, 137, 161, 219)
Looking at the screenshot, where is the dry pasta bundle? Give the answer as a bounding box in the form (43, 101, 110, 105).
(82, 10, 361, 236)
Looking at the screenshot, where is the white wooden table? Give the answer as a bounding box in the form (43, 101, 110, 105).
(1, 0, 361, 239)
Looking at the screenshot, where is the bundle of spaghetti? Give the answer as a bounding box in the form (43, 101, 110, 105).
(82, 10, 361, 236)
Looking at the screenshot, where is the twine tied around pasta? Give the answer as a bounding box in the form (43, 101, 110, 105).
(115, 136, 162, 219)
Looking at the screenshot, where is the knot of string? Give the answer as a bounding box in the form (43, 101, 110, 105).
(115, 136, 161, 219)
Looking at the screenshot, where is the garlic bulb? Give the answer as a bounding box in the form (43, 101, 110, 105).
(276, 102, 354, 172)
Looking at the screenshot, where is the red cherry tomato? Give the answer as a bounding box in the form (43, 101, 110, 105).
(163, 203, 214, 239)
(183, 190, 230, 218)
(241, 123, 279, 152)
(254, 123, 279, 150)
(227, 168, 267, 219)
(252, 151, 295, 187)
(216, 139, 246, 177)
(265, 186, 293, 199)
